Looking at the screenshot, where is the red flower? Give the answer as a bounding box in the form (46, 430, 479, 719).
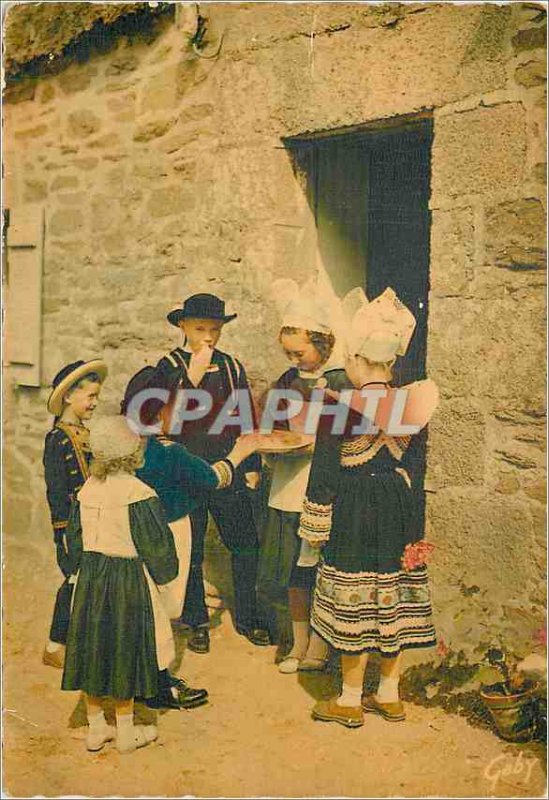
(534, 626, 547, 648)
(436, 638, 449, 659)
(401, 540, 435, 571)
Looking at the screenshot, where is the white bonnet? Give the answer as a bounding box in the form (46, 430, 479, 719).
(271, 278, 341, 336)
(90, 415, 142, 462)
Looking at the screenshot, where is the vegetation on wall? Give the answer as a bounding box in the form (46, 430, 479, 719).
(4, 2, 174, 83)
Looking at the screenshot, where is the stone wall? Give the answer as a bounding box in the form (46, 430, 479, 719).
(3, 3, 547, 661)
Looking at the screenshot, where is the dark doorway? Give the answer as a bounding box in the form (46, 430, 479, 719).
(284, 116, 433, 529)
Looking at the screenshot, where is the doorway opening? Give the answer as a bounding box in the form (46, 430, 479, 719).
(283, 114, 433, 527)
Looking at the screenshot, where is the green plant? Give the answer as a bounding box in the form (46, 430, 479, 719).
(477, 647, 532, 694)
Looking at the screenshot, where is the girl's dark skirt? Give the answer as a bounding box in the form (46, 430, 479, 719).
(257, 509, 316, 642)
(62, 551, 159, 700)
(258, 508, 316, 596)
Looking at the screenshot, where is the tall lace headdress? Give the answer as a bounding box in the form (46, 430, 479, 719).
(271, 277, 346, 370)
(341, 286, 416, 362)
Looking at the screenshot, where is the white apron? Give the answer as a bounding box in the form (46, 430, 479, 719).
(76, 474, 177, 671)
(268, 363, 343, 567)
(158, 515, 193, 619)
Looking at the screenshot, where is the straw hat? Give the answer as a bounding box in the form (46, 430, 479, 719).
(47, 359, 108, 416)
(90, 415, 142, 462)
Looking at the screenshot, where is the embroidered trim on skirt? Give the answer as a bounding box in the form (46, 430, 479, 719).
(311, 561, 436, 655)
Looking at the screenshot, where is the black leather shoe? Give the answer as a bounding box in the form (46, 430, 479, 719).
(144, 686, 181, 711)
(187, 628, 210, 654)
(170, 676, 209, 709)
(236, 626, 271, 646)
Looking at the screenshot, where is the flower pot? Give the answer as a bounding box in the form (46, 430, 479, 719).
(480, 681, 539, 743)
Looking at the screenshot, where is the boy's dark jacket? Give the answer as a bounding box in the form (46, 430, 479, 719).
(43, 422, 91, 575)
(154, 347, 261, 473)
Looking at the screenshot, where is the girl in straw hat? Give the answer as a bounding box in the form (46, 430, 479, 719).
(61, 415, 178, 755)
(257, 279, 350, 673)
(42, 360, 108, 670)
(298, 287, 439, 728)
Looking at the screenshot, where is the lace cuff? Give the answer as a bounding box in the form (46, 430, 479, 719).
(298, 497, 333, 544)
(211, 459, 235, 490)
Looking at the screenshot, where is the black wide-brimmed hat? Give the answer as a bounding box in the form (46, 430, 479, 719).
(47, 359, 108, 416)
(167, 293, 237, 327)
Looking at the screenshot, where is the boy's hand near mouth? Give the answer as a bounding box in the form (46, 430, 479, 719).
(188, 344, 214, 386)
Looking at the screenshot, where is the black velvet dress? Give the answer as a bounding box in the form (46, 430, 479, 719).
(298, 400, 436, 657)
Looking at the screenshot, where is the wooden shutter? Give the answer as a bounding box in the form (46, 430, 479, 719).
(5, 206, 44, 387)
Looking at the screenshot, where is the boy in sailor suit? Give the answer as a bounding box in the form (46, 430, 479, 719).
(154, 293, 270, 653)
(42, 359, 108, 669)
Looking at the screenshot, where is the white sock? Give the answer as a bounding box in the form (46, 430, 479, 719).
(116, 712, 133, 729)
(304, 630, 328, 661)
(375, 674, 400, 703)
(115, 712, 137, 752)
(337, 683, 363, 707)
(88, 710, 106, 732)
(287, 620, 309, 659)
(46, 640, 63, 653)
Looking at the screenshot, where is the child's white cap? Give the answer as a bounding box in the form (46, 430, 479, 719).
(90, 415, 142, 462)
